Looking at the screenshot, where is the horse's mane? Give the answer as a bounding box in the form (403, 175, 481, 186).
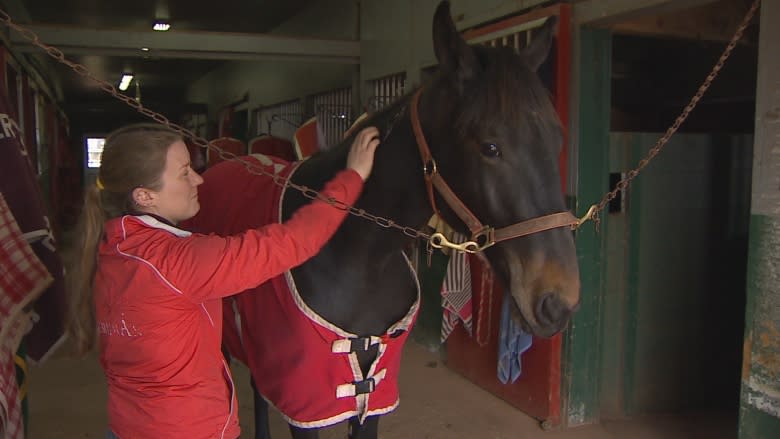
(340, 91, 415, 152)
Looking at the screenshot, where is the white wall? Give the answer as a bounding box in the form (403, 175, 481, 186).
(185, 0, 551, 126)
(186, 0, 359, 123)
(360, 0, 551, 85)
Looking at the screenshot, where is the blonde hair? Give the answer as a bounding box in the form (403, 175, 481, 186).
(67, 123, 182, 354)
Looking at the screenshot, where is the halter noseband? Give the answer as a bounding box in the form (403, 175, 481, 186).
(409, 88, 580, 253)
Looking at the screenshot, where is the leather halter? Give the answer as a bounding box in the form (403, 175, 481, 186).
(409, 88, 580, 253)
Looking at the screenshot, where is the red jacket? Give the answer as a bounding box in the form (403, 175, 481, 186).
(95, 167, 363, 439)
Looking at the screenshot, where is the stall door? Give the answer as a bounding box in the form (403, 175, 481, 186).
(444, 3, 571, 427)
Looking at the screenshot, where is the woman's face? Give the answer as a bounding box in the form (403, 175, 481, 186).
(138, 140, 204, 224)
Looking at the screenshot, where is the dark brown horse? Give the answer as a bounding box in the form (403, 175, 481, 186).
(189, 2, 580, 438)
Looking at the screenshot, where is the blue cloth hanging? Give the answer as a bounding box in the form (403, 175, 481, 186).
(497, 290, 533, 384)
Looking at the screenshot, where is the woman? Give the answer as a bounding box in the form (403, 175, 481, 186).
(67, 123, 379, 439)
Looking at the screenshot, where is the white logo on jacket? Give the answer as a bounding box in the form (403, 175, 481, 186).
(98, 317, 143, 337)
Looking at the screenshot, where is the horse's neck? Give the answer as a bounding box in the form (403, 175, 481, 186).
(289, 114, 431, 259)
(285, 110, 430, 335)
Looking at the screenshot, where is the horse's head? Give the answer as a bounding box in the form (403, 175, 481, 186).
(423, 1, 580, 337)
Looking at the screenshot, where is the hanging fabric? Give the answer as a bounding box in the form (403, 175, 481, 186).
(248, 135, 296, 162)
(497, 290, 533, 384)
(0, 92, 65, 363)
(207, 137, 245, 167)
(293, 116, 323, 160)
(439, 239, 473, 343)
(0, 192, 53, 438)
(218, 106, 233, 138)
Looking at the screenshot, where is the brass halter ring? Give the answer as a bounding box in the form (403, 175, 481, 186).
(422, 158, 438, 176)
(429, 230, 495, 254)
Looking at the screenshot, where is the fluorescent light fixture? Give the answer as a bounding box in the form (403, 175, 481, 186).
(118, 73, 134, 91)
(153, 20, 170, 31)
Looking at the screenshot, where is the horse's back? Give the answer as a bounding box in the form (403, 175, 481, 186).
(183, 154, 293, 365)
(186, 154, 290, 236)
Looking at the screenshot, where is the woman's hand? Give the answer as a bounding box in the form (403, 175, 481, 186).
(346, 127, 380, 181)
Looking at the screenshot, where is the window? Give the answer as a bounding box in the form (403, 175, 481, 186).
(86, 137, 105, 168)
(309, 87, 352, 147)
(368, 72, 406, 112)
(257, 99, 302, 141)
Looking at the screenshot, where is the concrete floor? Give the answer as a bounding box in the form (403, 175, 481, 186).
(27, 340, 736, 439)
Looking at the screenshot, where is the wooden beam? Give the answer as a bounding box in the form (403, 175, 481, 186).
(607, 0, 753, 42)
(8, 25, 360, 64)
(564, 27, 611, 428)
(740, 4, 780, 435)
(573, 0, 720, 26)
(748, 0, 780, 218)
(454, 0, 551, 30)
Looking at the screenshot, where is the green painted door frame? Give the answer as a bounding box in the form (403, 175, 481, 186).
(738, 1, 780, 437)
(566, 4, 780, 435)
(561, 27, 611, 427)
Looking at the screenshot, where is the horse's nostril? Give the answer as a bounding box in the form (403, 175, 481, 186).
(536, 293, 571, 328)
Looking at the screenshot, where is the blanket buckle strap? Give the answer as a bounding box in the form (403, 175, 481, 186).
(331, 336, 382, 354)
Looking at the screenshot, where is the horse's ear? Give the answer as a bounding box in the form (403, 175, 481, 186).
(522, 16, 558, 72)
(433, 1, 479, 88)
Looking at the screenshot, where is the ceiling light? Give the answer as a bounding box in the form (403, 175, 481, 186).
(140, 47, 150, 52)
(153, 20, 170, 31)
(118, 73, 134, 91)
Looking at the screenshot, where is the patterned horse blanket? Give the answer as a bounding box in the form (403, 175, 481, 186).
(0, 193, 52, 438)
(187, 154, 419, 428)
(0, 92, 66, 363)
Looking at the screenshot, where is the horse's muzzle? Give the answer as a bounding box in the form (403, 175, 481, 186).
(535, 293, 574, 334)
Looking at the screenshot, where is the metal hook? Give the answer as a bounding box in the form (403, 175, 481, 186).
(573, 205, 597, 229)
(428, 232, 498, 254)
(270, 114, 301, 128)
(430, 233, 480, 253)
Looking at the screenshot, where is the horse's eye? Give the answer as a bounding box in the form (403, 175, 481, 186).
(480, 142, 501, 158)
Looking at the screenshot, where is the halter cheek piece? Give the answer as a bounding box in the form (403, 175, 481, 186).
(409, 88, 589, 253)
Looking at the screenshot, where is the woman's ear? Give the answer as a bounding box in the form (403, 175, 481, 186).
(132, 187, 155, 208)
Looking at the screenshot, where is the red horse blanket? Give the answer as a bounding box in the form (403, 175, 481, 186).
(189, 154, 420, 428)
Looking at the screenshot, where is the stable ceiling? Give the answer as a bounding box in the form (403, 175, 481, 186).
(0, 0, 329, 109)
(0, 0, 757, 117)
